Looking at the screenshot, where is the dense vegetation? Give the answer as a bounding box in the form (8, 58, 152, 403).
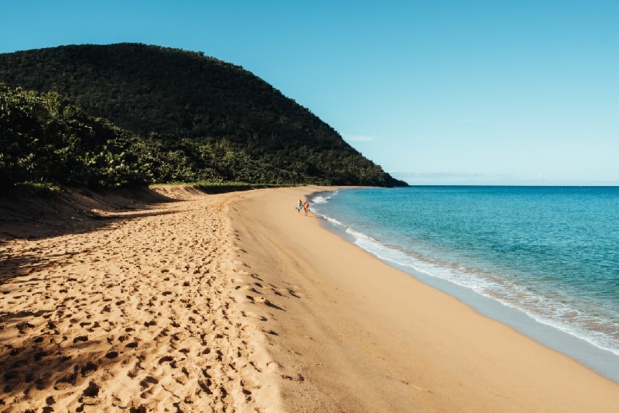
(0, 43, 407, 188)
(0, 84, 149, 189)
(0, 84, 324, 189)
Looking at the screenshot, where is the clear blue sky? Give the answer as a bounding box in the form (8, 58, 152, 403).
(2, 1, 618, 185)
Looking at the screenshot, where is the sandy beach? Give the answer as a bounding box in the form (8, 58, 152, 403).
(2, 186, 619, 412)
(0, 187, 279, 412)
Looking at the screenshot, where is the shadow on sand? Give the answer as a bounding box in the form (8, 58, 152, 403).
(0, 186, 184, 242)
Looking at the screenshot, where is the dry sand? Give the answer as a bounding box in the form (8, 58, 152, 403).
(1, 185, 618, 412)
(0, 186, 280, 412)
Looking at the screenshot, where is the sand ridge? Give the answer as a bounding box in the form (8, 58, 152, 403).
(0, 188, 280, 412)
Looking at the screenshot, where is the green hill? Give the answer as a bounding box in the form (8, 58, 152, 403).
(0, 43, 407, 187)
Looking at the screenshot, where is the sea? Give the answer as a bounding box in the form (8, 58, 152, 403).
(309, 186, 619, 382)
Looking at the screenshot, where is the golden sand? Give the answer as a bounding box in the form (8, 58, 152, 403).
(1, 186, 618, 412)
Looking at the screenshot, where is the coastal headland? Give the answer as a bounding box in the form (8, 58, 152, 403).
(1, 186, 618, 412)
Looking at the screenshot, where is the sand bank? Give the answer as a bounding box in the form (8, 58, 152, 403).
(229, 186, 619, 412)
(2, 185, 618, 412)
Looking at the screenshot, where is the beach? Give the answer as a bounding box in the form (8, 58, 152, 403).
(0, 187, 279, 412)
(2, 186, 619, 412)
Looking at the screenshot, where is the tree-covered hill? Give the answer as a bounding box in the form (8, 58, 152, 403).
(0, 43, 407, 187)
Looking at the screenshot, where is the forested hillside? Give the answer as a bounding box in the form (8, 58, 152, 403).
(0, 44, 407, 187)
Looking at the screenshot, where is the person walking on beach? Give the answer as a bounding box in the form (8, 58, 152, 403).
(303, 200, 310, 216)
(296, 199, 303, 214)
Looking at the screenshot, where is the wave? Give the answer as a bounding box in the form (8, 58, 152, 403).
(309, 190, 338, 205)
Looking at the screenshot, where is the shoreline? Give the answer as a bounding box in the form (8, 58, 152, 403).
(2, 185, 618, 412)
(308, 188, 619, 384)
(230, 186, 619, 412)
(394, 259, 619, 384)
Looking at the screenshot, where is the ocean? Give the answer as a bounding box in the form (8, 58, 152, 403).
(310, 186, 619, 382)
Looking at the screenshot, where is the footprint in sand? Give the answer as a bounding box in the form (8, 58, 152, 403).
(73, 335, 89, 344)
(241, 311, 268, 322)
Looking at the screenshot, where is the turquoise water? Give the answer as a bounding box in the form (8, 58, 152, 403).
(311, 186, 619, 379)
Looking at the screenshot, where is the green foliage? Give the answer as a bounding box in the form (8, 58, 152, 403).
(0, 84, 151, 189)
(0, 44, 407, 188)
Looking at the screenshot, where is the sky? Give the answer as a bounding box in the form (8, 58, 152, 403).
(1, 1, 618, 185)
